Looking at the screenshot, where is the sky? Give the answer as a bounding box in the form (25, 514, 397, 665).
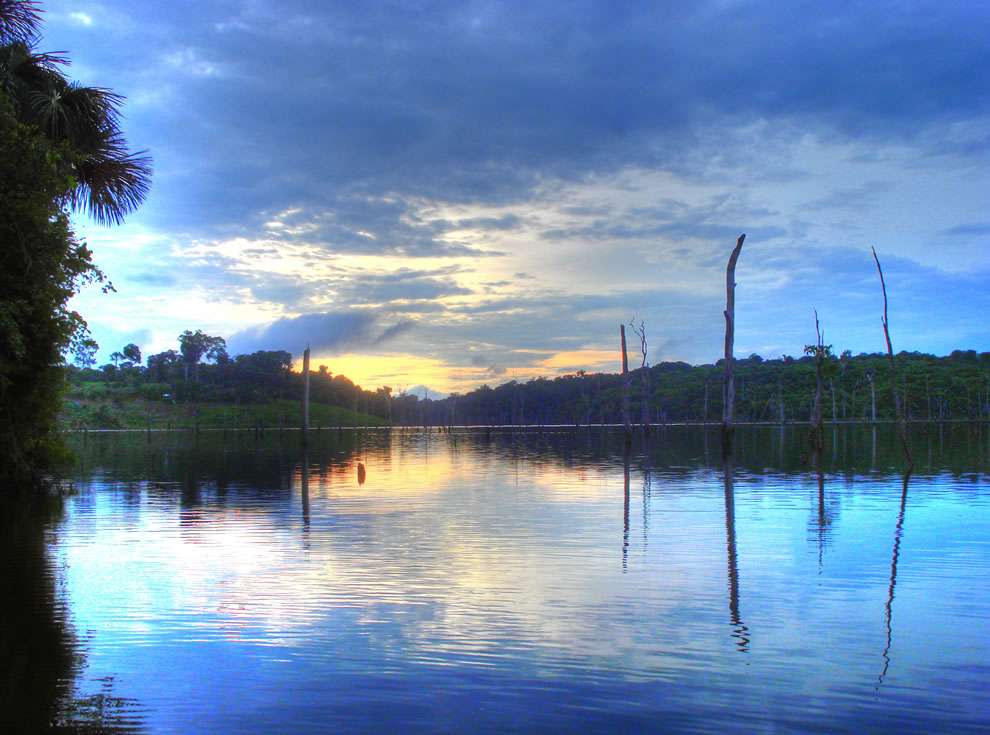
(40, 0, 990, 397)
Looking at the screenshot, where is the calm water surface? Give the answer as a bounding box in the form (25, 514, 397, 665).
(6, 424, 990, 733)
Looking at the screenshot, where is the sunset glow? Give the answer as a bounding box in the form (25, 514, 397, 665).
(48, 0, 990, 395)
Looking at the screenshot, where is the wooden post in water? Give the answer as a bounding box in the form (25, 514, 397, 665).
(722, 234, 746, 457)
(301, 343, 310, 447)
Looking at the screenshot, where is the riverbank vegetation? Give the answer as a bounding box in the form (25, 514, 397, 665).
(0, 0, 151, 483)
(66, 338, 990, 430)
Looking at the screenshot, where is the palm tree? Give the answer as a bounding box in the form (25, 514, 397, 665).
(0, 0, 41, 43)
(0, 1, 151, 225)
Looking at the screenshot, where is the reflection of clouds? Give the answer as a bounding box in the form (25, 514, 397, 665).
(59, 499, 326, 647)
(61, 430, 986, 695)
(60, 435, 734, 681)
(52, 427, 990, 733)
(271, 436, 731, 676)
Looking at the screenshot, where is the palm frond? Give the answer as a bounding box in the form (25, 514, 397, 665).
(0, 0, 42, 43)
(0, 40, 67, 111)
(72, 148, 153, 226)
(26, 82, 123, 149)
(1, 25, 153, 227)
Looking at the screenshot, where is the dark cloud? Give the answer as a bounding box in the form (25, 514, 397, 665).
(801, 183, 891, 213)
(442, 215, 522, 232)
(227, 311, 415, 356)
(541, 215, 784, 247)
(943, 223, 990, 237)
(333, 266, 475, 305)
(372, 320, 416, 346)
(44, 1, 990, 376)
(50, 0, 990, 244)
(470, 353, 507, 378)
(253, 197, 503, 258)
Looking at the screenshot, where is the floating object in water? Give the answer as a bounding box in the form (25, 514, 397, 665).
(357, 462, 366, 485)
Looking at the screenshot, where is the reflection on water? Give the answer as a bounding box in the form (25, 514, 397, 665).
(0, 494, 147, 732)
(722, 456, 750, 653)
(5, 423, 990, 733)
(879, 473, 910, 687)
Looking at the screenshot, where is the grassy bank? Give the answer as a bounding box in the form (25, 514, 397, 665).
(60, 381, 385, 431)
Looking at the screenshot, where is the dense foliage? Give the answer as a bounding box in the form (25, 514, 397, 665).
(0, 96, 103, 479)
(0, 1, 150, 483)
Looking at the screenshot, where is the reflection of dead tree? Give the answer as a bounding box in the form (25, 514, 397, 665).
(878, 473, 910, 687)
(723, 456, 750, 652)
(630, 319, 651, 433)
(873, 247, 913, 472)
(622, 437, 631, 572)
(722, 234, 746, 457)
(813, 450, 832, 572)
(300, 447, 310, 538)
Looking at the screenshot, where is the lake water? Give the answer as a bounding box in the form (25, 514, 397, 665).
(5, 424, 990, 733)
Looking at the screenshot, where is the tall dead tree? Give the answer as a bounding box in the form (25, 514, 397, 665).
(620, 323, 632, 440)
(301, 343, 311, 446)
(630, 319, 651, 432)
(873, 247, 913, 473)
(722, 234, 746, 456)
(804, 311, 833, 455)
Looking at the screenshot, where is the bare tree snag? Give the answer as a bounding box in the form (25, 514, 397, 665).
(620, 323, 631, 440)
(301, 343, 311, 446)
(722, 234, 746, 455)
(630, 319, 651, 432)
(804, 310, 832, 455)
(873, 247, 913, 473)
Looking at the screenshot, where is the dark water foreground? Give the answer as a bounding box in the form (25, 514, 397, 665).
(3, 423, 989, 733)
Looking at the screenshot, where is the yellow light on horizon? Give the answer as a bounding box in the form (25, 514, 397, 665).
(294, 346, 624, 396)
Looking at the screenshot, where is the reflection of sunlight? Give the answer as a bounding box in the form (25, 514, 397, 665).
(56, 435, 758, 696)
(50, 425, 990, 733)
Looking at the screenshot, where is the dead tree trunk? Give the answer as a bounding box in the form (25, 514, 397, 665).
(620, 324, 631, 441)
(301, 344, 310, 446)
(722, 234, 746, 456)
(873, 247, 913, 472)
(808, 311, 826, 454)
(630, 320, 650, 433)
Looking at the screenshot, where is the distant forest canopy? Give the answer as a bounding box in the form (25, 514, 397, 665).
(69, 331, 990, 426)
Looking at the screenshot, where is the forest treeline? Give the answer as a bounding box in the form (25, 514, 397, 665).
(73, 332, 990, 428)
(439, 350, 990, 427)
